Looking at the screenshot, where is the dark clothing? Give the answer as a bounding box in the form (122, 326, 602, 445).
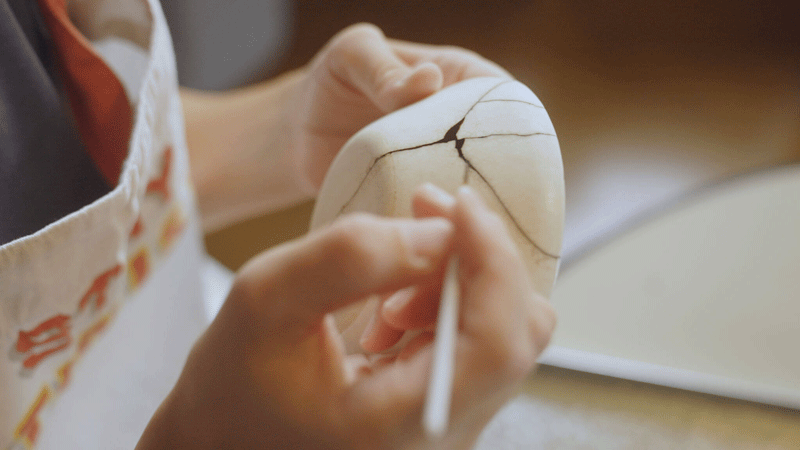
(0, 0, 109, 245)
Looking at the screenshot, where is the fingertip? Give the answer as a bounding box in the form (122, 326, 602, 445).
(454, 185, 495, 228)
(380, 286, 417, 327)
(406, 62, 444, 93)
(412, 182, 456, 218)
(383, 62, 443, 111)
(453, 185, 482, 227)
(456, 185, 484, 208)
(402, 218, 454, 268)
(359, 312, 405, 353)
(358, 312, 379, 350)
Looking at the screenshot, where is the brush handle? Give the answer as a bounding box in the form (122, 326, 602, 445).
(423, 255, 460, 439)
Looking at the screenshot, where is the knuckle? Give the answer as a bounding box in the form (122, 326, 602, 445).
(323, 213, 387, 277)
(229, 263, 264, 305)
(327, 213, 377, 256)
(340, 22, 384, 41)
(531, 300, 558, 352)
(333, 212, 417, 266)
(331, 23, 382, 57)
(331, 24, 400, 93)
(510, 345, 538, 380)
(479, 301, 551, 382)
(328, 42, 358, 70)
(491, 333, 536, 382)
(225, 274, 267, 324)
(537, 301, 558, 350)
(476, 317, 535, 382)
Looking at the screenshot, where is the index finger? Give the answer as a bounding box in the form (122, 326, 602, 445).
(233, 213, 454, 338)
(325, 24, 444, 112)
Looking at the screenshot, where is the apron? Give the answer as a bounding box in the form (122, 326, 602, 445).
(0, 0, 218, 447)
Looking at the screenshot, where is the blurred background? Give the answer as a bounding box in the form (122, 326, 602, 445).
(164, 0, 800, 269)
(163, 0, 800, 447)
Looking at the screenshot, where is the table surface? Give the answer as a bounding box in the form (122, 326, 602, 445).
(505, 366, 800, 449)
(479, 167, 800, 449)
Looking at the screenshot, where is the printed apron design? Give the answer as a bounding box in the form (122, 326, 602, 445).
(0, 0, 207, 448)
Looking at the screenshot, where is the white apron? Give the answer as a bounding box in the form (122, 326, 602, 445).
(0, 0, 226, 448)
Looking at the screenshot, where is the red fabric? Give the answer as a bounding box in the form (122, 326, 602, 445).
(37, 0, 133, 186)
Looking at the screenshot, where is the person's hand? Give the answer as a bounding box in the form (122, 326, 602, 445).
(289, 23, 512, 195)
(182, 23, 509, 231)
(135, 184, 556, 450)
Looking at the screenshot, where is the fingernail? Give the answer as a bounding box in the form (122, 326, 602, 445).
(403, 218, 453, 264)
(390, 68, 414, 89)
(458, 185, 487, 210)
(421, 183, 456, 210)
(383, 287, 415, 315)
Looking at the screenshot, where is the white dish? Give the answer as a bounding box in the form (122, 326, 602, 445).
(542, 164, 800, 409)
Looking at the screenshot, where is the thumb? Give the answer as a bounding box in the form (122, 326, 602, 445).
(326, 23, 443, 112)
(234, 214, 453, 339)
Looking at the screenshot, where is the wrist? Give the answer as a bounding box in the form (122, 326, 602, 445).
(182, 69, 312, 232)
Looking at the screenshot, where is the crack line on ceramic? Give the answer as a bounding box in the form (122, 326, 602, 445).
(463, 156, 560, 259)
(337, 80, 560, 259)
(338, 80, 508, 214)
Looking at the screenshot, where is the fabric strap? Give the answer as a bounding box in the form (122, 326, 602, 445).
(36, 0, 133, 186)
